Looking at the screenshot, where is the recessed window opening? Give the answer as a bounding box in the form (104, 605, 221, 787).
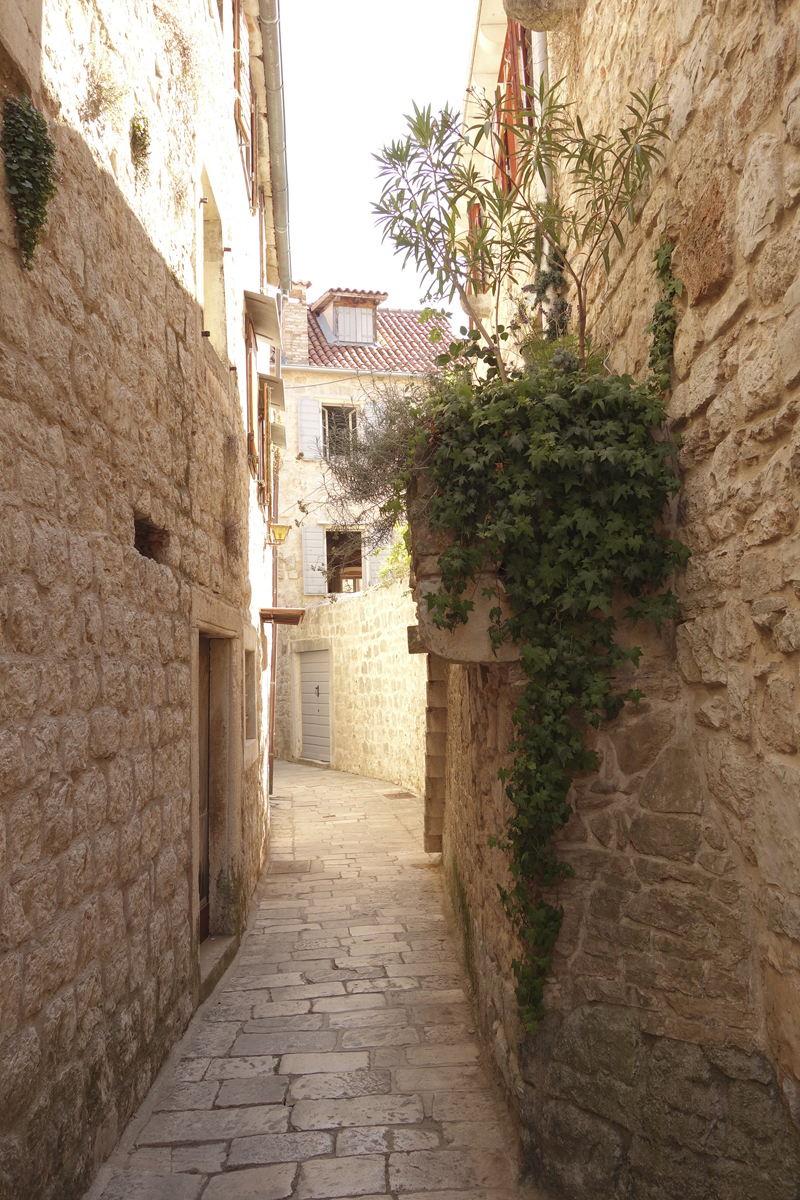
(134, 518, 168, 562)
(244, 648, 257, 741)
(322, 405, 356, 457)
(325, 529, 362, 594)
(201, 170, 227, 357)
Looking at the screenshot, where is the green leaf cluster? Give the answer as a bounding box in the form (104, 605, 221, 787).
(423, 292, 687, 1033)
(1, 94, 59, 270)
(130, 111, 151, 184)
(645, 238, 683, 395)
(373, 84, 669, 374)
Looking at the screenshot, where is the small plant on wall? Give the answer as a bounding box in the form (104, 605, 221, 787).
(1, 93, 59, 270)
(129, 110, 151, 185)
(80, 62, 127, 130)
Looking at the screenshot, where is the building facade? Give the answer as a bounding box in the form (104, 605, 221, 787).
(409, 1, 800, 1197)
(273, 284, 440, 791)
(0, 1, 289, 1196)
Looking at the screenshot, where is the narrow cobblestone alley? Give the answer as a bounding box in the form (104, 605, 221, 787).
(86, 763, 527, 1200)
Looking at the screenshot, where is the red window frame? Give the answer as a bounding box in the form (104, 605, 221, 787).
(494, 21, 532, 192)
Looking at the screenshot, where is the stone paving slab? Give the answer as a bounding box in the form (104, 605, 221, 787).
(86, 763, 529, 1200)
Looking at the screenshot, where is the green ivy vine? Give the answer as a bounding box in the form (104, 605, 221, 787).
(1, 93, 59, 270)
(424, 240, 688, 1033)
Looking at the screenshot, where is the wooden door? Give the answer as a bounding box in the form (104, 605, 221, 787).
(299, 649, 330, 762)
(198, 634, 210, 941)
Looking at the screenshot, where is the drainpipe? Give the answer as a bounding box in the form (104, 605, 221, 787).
(258, 0, 292, 294)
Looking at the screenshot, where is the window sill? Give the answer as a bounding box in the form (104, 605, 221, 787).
(244, 737, 259, 768)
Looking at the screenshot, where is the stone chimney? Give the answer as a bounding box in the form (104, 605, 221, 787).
(282, 280, 310, 364)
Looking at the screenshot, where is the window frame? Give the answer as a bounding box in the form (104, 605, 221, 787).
(321, 404, 357, 458)
(233, 0, 257, 210)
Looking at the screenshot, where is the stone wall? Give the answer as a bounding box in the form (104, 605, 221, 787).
(0, 2, 277, 1196)
(274, 582, 427, 794)
(430, 1, 800, 1196)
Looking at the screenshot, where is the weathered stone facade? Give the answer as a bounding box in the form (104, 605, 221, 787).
(413, 1, 800, 1196)
(0, 1, 286, 1196)
(274, 582, 427, 794)
(274, 283, 440, 782)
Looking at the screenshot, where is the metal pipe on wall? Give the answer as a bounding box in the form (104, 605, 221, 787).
(258, 0, 292, 294)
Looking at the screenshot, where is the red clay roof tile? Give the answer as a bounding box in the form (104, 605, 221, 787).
(304, 307, 449, 374)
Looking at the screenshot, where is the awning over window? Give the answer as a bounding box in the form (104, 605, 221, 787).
(259, 607, 306, 626)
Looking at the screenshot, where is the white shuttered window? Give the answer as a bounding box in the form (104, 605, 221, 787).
(302, 525, 327, 595)
(336, 306, 374, 344)
(297, 397, 322, 458)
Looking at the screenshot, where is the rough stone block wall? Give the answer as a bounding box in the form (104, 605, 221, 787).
(274, 582, 427, 794)
(438, 2, 800, 1196)
(0, 2, 272, 1196)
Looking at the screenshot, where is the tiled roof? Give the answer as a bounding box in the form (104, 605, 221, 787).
(305, 307, 450, 374)
(310, 288, 389, 312)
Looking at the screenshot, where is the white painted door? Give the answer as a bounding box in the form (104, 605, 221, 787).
(299, 650, 330, 762)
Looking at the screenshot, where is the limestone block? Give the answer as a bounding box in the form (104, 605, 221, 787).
(736, 135, 783, 261)
(90, 707, 121, 758)
(42, 779, 73, 855)
(741, 548, 782, 600)
(639, 747, 704, 814)
(784, 76, 800, 146)
(8, 578, 46, 655)
(73, 767, 107, 831)
(673, 309, 704, 380)
(0, 952, 22, 1042)
(696, 696, 728, 729)
(0, 727, 30, 798)
(739, 325, 781, 419)
(0, 1028, 42, 1121)
(23, 918, 80, 1018)
(676, 610, 727, 684)
(751, 596, 788, 630)
(725, 598, 757, 662)
(759, 676, 796, 752)
(612, 707, 677, 776)
(687, 343, 725, 417)
(775, 609, 800, 652)
(415, 578, 518, 665)
(751, 759, 800, 892)
(778, 306, 800, 387)
(705, 276, 750, 343)
(629, 812, 702, 862)
(753, 218, 800, 306)
(679, 175, 733, 304)
(745, 495, 798, 546)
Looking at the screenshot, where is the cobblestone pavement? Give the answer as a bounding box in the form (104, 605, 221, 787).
(87, 762, 527, 1200)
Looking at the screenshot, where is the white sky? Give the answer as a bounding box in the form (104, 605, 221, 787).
(280, 0, 476, 313)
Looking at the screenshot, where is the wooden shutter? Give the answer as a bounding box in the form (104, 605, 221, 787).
(297, 397, 322, 459)
(233, 0, 251, 140)
(246, 320, 258, 474)
(301, 526, 327, 595)
(257, 376, 268, 510)
(250, 86, 258, 211)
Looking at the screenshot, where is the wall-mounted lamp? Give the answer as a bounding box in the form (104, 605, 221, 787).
(266, 524, 291, 546)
